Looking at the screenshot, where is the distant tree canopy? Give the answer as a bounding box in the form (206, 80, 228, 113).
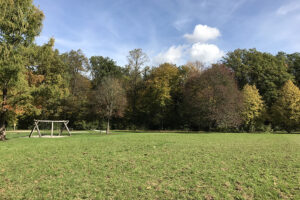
(184, 64, 243, 131)
(277, 52, 300, 88)
(4, 44, 300, 134)
(90, 56, 122, 88)
(223, 49, 292, 107)
(138, 63, 181, 129)
(125, 49, 149, 127)
(62, 49, 89, 95)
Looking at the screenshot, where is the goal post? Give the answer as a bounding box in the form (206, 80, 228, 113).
(29, 120, 71, 138)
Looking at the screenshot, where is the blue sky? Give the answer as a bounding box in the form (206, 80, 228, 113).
(34, 0, 300, 66)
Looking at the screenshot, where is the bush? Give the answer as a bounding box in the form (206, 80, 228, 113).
(73, 120, 99, 130)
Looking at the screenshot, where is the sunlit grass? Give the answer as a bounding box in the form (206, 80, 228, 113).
(1, 131, 299, 199)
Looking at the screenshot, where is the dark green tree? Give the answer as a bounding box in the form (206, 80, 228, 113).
(61, 49, 89, 95)
(90, 56, 122, 88)
(223, 49, 292, 107)
(277, 52, 300, 88)
(59, 50, 92, 128)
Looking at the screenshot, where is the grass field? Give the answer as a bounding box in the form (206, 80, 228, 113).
(0, 131, 299, 199)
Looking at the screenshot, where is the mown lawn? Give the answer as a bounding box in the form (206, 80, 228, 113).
(0, 131, 299, 199)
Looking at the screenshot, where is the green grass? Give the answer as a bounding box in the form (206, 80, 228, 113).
(1, 131, 299, 199)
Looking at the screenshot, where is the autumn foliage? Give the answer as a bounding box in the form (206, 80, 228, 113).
(184, 64, 243, 131)
(241, 84, 265, 132)
(271, 80, 300, 133)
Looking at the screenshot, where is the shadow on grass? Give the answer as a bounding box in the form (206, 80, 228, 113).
(271, 131, 300, 135)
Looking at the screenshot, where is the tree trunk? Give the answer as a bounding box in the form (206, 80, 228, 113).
(106, 118, 110, 134)
(132, 89, 137, 130)
(0, 124, 6, 141)
(0, 88, 8, 141)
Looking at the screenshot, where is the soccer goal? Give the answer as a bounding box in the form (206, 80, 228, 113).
(29, 120, 71, 138)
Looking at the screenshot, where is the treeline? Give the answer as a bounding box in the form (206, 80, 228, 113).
(1, 1, 300, 140)
(9, 45, 300, 133)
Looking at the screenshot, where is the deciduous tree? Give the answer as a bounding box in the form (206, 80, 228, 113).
(184, 64, 243, 131)
(277, 52, 300, 88)
(90, 56, 122, 88)
(271, 80, 300, 133)
(95, 77, 127, 134)
(140, 63, 180, 129)
(223, 49, 292, 107)
(30, 39, 69, 119)
(185, 60, 204, 73)
(0, 0, 44, 140)
(125, 49, 148, 126)
(241, 84, 265, 132)
(61, 49, 89, 95)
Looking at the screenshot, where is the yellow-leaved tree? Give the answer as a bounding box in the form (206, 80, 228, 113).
(272, 80, 300, 133)
(241, 84, 265, 132)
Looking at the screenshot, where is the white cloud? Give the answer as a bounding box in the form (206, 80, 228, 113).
(154, 45, 186, 64)
(184, 24, 221, 43)
(277, 2, 300, 15)
(154, 24, 225, 65)
(189, 43, 224, 64)
(154, 43, 224, 65)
